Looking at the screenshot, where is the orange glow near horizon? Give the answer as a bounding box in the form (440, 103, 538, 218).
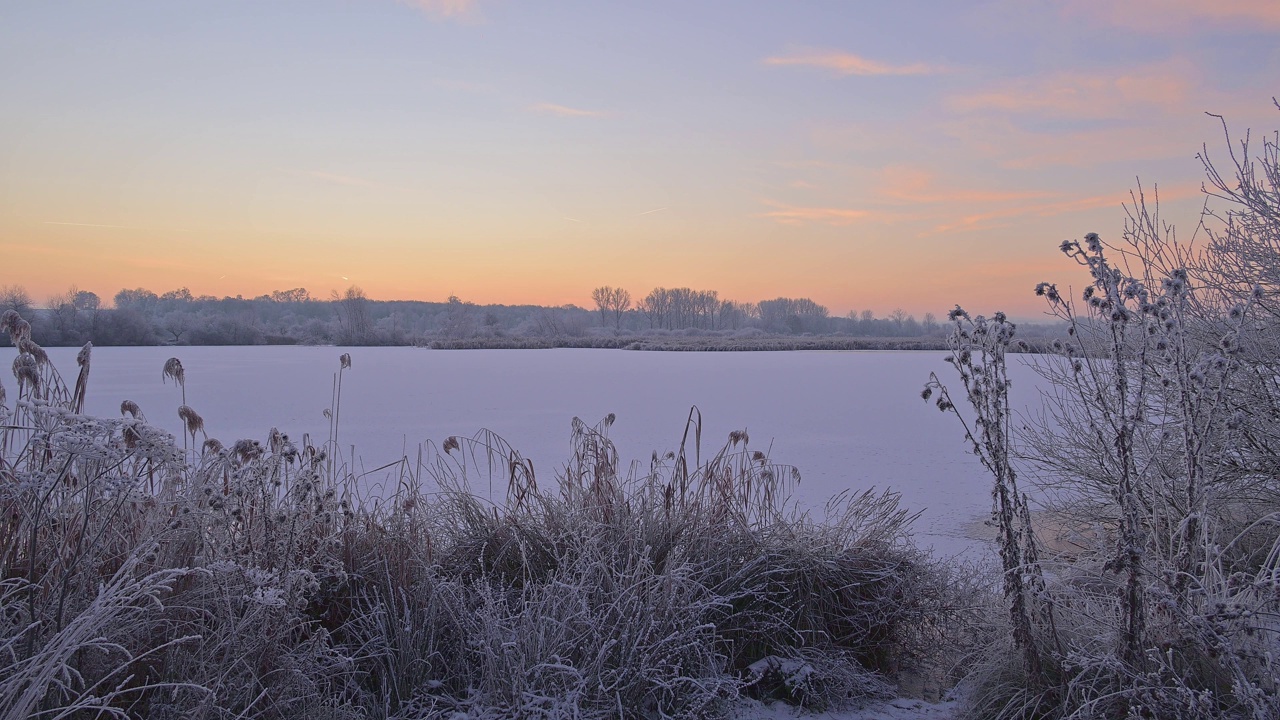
(1, 2, 1276, 320)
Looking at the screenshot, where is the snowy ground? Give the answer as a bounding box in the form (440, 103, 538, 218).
(734, 696, 960, 720)
(8, 345, 1048, 558)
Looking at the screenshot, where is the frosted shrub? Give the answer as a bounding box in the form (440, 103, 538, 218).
(931, 105, 1280, 720)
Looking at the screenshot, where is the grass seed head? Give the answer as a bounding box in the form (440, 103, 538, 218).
(120, 399, 144, 419)
(0, 308, 18, 334)
(13, 353, 38, 390)
(17, 337, 47, 364)
(163, 357, 185, 386)
(178, 405, 204, 438)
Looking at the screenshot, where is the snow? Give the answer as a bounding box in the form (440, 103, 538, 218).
(732, 696, 960, 720)
(3, 345, 1048, 558)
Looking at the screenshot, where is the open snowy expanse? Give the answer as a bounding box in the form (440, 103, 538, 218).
(3, 345, 1048, 557)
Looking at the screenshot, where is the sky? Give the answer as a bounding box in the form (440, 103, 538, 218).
(1, 1, 1278, 319)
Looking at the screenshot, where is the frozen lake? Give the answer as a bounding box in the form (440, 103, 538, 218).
(4, 345, 1049, 557)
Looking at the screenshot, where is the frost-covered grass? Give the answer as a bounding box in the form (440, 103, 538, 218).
(922, 111, 1280, 719)
(0, 334, 963, 719)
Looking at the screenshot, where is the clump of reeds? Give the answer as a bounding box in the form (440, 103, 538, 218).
(0, 344, 956, 719)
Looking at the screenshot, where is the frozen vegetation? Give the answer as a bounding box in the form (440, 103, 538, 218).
(2, 109, 1280, 719)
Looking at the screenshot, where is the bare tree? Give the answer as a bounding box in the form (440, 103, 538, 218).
(591, 286, 632, 330)
(0, 284, 32, 316)
(332, 286, 373, 344)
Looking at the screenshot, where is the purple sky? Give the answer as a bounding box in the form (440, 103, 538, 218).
(2, 0, 1278, 318)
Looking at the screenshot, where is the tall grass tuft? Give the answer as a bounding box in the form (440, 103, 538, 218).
(0, 321, 957, 719)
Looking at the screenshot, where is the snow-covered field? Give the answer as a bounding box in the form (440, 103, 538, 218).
(7, 346, 1048, 558)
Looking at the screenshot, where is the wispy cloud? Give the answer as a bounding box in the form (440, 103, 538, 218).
(529, 102, 605, 118)
(398, 0, 477, 20)
(877, 166, 1054, 205)
(758, 200, 871, 226)
(763, 51, 944, 76)
(1065, 0, 1280, 32)
(44, 221, 134, 230)
(928, 192, 1131, 235)
(44, 221, 194, 233)
(948, 60, 1194, 120)
(310, 171, 379, 188)
(938, 114, 1203, 170)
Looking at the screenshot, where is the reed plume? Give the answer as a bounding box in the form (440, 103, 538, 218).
(71, 341, 91, 414)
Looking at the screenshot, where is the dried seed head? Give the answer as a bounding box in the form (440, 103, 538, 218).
(178, 405, 205, 438)
(203, 437, 224, 455)
(0, 309, 18, 335)
(232, 439, 263, 462)
(13, 353, 38, 390)
(121, 399, 143, 419)
(17, 338, 47, 365)
(162, 357, 185, 387)
(77, 341, 92, 368)
(9, 319, 31, 342)
(339, 353, 352, 370)
(443, 436, 460, 453)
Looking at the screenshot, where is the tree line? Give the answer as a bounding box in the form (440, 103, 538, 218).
(594, 285, 940, 336)
(0, 281, 945, 348)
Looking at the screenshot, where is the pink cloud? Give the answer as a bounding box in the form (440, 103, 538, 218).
(529, 102, 605, 118)
(877, 166, 1055, 204)
(757, 200, 872, 226)
(399, 0, 476, 19)
(310, 171, 378, 188)
(949, 61, 1195, 120)
(929, 192, 1135, 235)
(1065, 0, 1280, 32)
(763, 51, 944, 76)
